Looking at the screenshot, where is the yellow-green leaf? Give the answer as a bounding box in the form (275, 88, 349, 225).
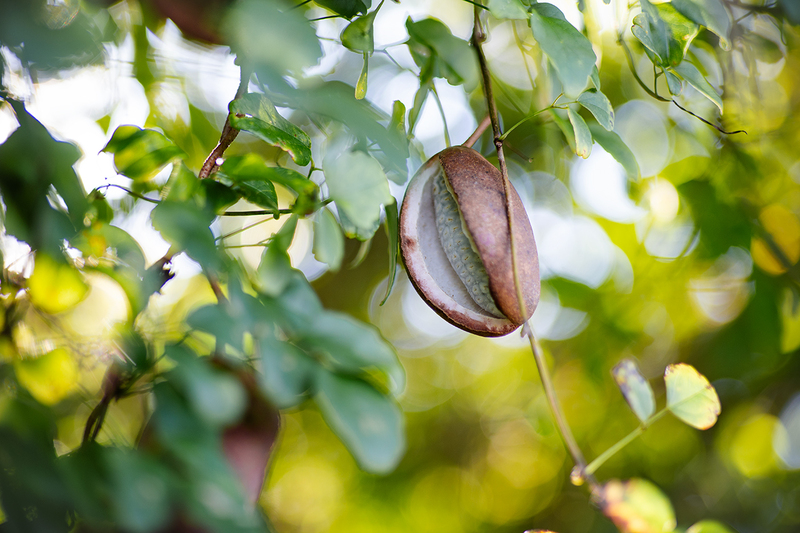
(14, 348, 78, 405)
(613, 359, 656, 423)
(665, 363, 721, 430)
(686, 520, 737, 533)
(28, 254, 89, 314)
(602, 478, 677, 533)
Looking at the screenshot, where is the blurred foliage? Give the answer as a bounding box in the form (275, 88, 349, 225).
(0, 0, 799, 533)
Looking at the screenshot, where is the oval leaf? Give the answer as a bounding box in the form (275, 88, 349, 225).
(14, 348, 78, 406)
(256, 336, 316, 409)
(670, 0, 731, 50)
(341, 3, 381, 53)
(567, 107, 593, 159)
(602, 478, 677, 533)
(672, 61, 723, 112)
(588, 123, 641, 181)
(665, 363, 721, 430)
(578, 89, 615, 131)
(613, 359, 656, 423)
(529, 3, 597, 96)
(314, 369, 405, 474)
(229, 94, 312, 166)
(313, 208, 345, 271)
(103, 125, 185, 182)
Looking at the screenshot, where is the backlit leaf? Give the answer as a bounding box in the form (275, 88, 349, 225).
(28, 254, 88, 314)
(567, 108, 592, 159)
(314, 369, 405, 474)
(14, 348, 77, 406)
(578, 89, 615, 131)
(313, 208, 345, 271)
(672, 61, 723, 112)
(341, 2, 382, 54)
(671, 0, 731, 50)
(229, 93, 312, 166)
(103, 125, 185, 182)
(588, 123, 641, 181)
(487, 0, 529, 20)
(257, 216, 298, 297)
(356, 54, 369, 100)
(612, 359, 656, 423)
(150, 201, 222, 271)
(602, 478, 677, 533)
(315, 0, 368, 18)
(665, 363, 721, 429)
(686, 520, 737, 533)
(406, 18, 479, 90)
(324, 150, 393, 238)
(529, 3, 597, 96)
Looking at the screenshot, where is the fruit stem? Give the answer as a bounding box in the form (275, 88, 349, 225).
(523, 322, 602, 495)
(462, 115, 491, 148)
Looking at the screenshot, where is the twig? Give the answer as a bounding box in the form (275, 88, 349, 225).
(523, 323, 602, 495)
(97, 183, 159, 203)
(462, 115, 491, 148)
(199, 62, 253, 179)
(672, 101, 747, 135)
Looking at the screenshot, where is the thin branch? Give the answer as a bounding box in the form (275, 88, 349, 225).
(97, 184, 159, 203)
(199, 62, 253, 179)
(463, 115, 491, 148)
(672, 100, 747, 135)
(430, 83, 451, 148)
(463, 0, 489, 10)
(523, 323, 602, 495)
(289, 0, 312, 10)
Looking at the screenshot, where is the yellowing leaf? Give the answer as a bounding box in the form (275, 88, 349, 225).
(28, 254, 89, 314)
(602, 478, 676, 533)
(665, 363, 721, 430)
(613, 359, 656, 423)
(686, 520, 736, 533)
(14, 348, 78, 405)
(751, 204, 800, 276)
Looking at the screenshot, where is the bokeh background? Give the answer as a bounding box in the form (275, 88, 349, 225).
(1, 0, 800, 532)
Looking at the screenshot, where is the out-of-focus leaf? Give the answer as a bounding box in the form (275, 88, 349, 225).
(315, 0, 368, 18)
(296, 310, 405, 392)
(656, 2, 700, 60)
(408, 81, 431, 136)
(28, 254, 88, 314)
(529, 3, 597, 96)
(151, 201, 222, 271)
(200, 180, 240, 214)
(665, 70, 683, 95)
(591, 65, 601, 89)
(188, 304, 243, 351)
(487, 0, 529, 20)
(14, 348, 78, 406)
(686, 520, 737, 533)
(105, 447, 172, 533)
(338, 208, 381, 241)
(672, 61, 723, 112)
(612, 359, 656, 423)
(224, 0, 322, 75)
(578, 89, 615, 131)
(390, 100, 406, 141)
(256, 335, 317, 409)
(588, 123, 641, 181)
(314, 369, 405, 474)
(671, 0, 731, 50)
(167, 346, 247, 427)
(751, 204, 800, 276)
(324, 150, 393, 239)
(665, 363, 721, 429)
(567, 108, 592, 159)
(602, 478, 677, 533)
(355, 54, 369, 100)
(341, 2, 382, 54)
(103, 125, 185, 182)
(382, 201, 399, 305)
(86, 189, 114, 224)
(406, 18, 480, 90)
(229, 94, 312, 166)
(742, 32, 783, 64)
(257, 216, 297, 297)
(313, 208, 345, 271)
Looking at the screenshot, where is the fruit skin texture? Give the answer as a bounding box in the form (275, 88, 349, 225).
(400, 146, 540, 336)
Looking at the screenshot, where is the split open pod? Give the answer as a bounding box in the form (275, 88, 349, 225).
(400, 146, 540, 336)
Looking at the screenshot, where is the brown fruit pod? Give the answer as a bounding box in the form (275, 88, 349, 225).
(399, 146, 540, 337)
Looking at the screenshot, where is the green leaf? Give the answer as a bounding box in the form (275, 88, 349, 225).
(686, 520, 737, 533)
(324, 150, 393, 239)
(14, 348, 78, 406)
(151, 201, 222, 271)
(216, 164, 279, 213)
(602, 479, 677, 533)
(577, 89, 615, 131)
(219, 154, 319, 210)
(408, 82, 431, 136)
(390, 100, 407, 140)
(103, 125, 185, 181)
(672, 61, 723, 112)
(314, 369, 405, 474)
(167, 347, 247, 428)
(656, 2, 700, 60)
(257, 216, 298, 297)
(338, 207, 381, 241)
(341, 2, 382, 54)
(223, 0, 322, 75)
(256, 336, 317, 409)
(487, 0, 529, 20)
(105, 448, 172, 533)
(529, 3, 597, 96)
(406, 18, 480, 90)
(188, 304, 245, 352)
(742, 32, 783, 64)
(590, 65, 601, 90)
(612, 359, 656, 423)
(665, 363, 721, 430)
(588, 123, 641, 181)
(382, 201, 399, 305)
(315, 0, 368, 18)
(567, 108, 593, 159)
(671, 0, 731, 50)
(665, 69, 683, 95)
(356, 54, 369, 100)
(28, 254, 88, 315)
(229, 93, 312, 166)
(297, 310, 405, 392)
(313, 208, 345, 271)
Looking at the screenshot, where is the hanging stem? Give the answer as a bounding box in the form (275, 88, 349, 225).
(472, 5, 601, 497)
